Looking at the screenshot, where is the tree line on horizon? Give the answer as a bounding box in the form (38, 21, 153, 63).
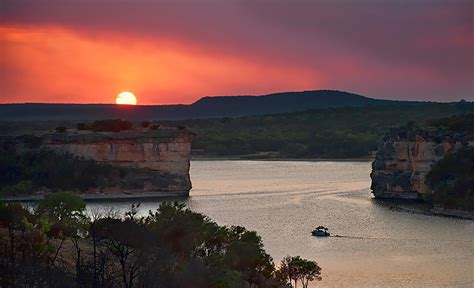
(167, 103, 473, 158)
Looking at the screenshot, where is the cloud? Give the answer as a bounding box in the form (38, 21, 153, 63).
(1, 0, 473, 103)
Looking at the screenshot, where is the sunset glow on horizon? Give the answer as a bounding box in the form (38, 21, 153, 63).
(1, 1, 473, 104)
(0, 25, 317, 105)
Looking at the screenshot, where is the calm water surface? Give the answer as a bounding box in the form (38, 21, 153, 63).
(88, 160, 474, 287)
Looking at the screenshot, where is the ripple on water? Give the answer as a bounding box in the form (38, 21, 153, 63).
(87, 160, 474, 288)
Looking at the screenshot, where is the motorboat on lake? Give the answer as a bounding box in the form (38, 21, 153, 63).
(311, 226, 330, 237)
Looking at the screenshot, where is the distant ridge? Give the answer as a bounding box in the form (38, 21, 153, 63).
(0, 90, 413, 121)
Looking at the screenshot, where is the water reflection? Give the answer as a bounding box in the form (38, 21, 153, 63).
(88, 160, 474, 287)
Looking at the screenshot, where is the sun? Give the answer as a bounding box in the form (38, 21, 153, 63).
(116, 91, 137, 105)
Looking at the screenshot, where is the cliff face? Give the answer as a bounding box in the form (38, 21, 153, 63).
(370, 127, 473, 199)
(15, 129, 196, 196)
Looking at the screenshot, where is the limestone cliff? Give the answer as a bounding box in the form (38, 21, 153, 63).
(370, 126, 473, 200)
(12, 128, 196, 197)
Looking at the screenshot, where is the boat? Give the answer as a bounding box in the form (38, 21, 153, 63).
(311, 226, 330, 237)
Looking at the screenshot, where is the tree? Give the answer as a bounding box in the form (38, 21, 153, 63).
(0, 199, 320, 287)
(425, 147, 474, 210)
(36, 191, 89, 282)
(297, 258, 321, 288)
(277, 256, 321, 288)
(95, 217, 149, 288)
(278, 256, 299, 287)
(37, 191, 86, 222)
(0, 203, 33, 262)
(145, 202, 212, 260)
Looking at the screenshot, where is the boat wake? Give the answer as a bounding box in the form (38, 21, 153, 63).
(328, 235, 474, 243)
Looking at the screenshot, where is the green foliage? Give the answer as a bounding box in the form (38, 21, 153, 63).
(0, 148, 167, 194)
(425, 147, 474, 211)
(427, 114, 474, 132)
(0, 180, 32, 196)
(21, 215, 55, 259)
(165, 104, 472, 158)
(37, 192, 86, 221)
(86, 202, 287, 287)
(0, 203, 77, 287)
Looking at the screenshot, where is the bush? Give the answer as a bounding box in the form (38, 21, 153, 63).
(78, 119, 133, 132)
(0, 180, 33, 196)
(425, 147, 474, 211)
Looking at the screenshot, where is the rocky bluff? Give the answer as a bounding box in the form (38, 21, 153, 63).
(14, 128, 196, 198)
(370, 125, 473, 200)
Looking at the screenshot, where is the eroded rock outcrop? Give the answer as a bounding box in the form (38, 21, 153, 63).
(12, 128, 196, 197)
(370, 126, 473, 200)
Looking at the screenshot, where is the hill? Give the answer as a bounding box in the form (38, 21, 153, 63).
(0, 90, 406, 121)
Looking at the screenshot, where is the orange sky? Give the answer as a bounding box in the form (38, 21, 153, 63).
(1, 1, 473, 104)
(1, 25, 319, 105)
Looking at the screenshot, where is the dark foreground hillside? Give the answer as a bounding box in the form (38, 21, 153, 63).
(1, 90, 403, 121)
(0, 195, 321, 287)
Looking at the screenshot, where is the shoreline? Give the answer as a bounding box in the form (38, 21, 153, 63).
(1, 191, 189, 202)
(374, 199, 474, 220)
(6, 191, 474, 220)
(191, 156, 374, 162)
(430, 206, 474, 220)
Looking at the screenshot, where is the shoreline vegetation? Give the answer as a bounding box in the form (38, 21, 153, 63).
(0, 148, 182, 199)
(0, 193, 322, 287)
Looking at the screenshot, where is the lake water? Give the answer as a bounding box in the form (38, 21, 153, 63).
(88, 160, 474, 287)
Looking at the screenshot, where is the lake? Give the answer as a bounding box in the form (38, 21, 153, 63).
(88, 160, 474, 287)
